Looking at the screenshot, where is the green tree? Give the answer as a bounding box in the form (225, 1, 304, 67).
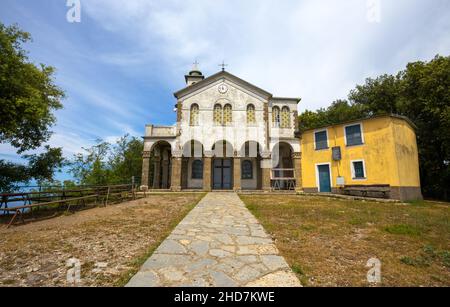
(24, 146, 65, 185)
(299, 100, 368, 132)
(0, 23, 65, 152)
(69, 135, 144, 186)
(0, 146, 65, 192)
(109, 134, 144, 184)
(70, 141, 111, 186)
(0, 23, 65, 192)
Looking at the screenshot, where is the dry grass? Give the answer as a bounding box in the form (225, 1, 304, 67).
(239, 194, 450, 287)
(0, 193, 205, 287)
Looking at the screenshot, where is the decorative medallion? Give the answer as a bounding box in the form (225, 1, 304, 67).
(218, 84, 228, 94)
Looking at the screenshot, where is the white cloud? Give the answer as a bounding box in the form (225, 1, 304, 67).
(83, 0, 450, 112)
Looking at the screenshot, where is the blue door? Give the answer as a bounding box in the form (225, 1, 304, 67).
(318, 165, 331, 193)
(213, 159, 232, 190)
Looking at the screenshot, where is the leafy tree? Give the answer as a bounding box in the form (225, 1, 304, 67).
(0, 23, 65, 192)
(299, 100, 368, 132)
(0, 23, 65, 152)
(70, 135, 143, 186)
(109, 135, 144, 184)
(298, 55, 450, 200)
(70, 141, 111, 186)
(348, 74, 402, 115)
(0, 160, 29, 192)
(24, 146, 65, 185)
(0, 146, 65, 192)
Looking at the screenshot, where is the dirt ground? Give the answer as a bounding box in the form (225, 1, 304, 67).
(0, 193, 204, 287)
(240, 194, 450, 287)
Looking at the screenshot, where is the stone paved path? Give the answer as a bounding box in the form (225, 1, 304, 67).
(126, 192, 301, 287)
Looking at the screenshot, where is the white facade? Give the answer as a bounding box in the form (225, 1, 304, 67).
(141, 69, 302, 191)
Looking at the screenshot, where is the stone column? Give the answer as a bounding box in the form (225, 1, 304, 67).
(233, 154, 241, 192)
(293, 152, 303, 192)
(140, 151, 151, 191)
(203, 151, 213, 192)
(170, 153, 182, 192)
(170, 158, 181, 192)
(261, 151, 272, 191)
(162, 160, 170, 189)
(152, 159, 161, 189)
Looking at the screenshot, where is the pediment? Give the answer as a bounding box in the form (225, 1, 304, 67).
(174, 71, 272, 101)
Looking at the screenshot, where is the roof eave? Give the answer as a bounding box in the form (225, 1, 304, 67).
(174, 71, 273, 100)
(272, 97, 302, 104)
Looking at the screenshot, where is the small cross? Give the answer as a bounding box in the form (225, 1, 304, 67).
(192, 60, 200, 70)
(219, 61, 228, 71)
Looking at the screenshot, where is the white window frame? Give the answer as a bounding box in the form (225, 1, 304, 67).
(315, 162, 333, 192)
(350, 159, 367, 180)
(314, 129, 329, 151)
(344, 122, 365, 146)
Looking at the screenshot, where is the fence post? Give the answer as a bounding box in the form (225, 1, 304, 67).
(105, 186, 110, 207)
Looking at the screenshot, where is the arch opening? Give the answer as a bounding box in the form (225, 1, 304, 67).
(239, 141, 263, 190)
(181, 140, 204, 189)
(148, 141, 172, 189)
(271, 142, 295, 190)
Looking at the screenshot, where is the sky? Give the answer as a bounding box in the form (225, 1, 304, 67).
(0, 0, 449, 181)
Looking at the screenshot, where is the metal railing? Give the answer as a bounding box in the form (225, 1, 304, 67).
(271, 168, 296, 191)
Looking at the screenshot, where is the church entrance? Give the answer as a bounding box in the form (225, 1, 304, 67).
(213, 158, 233, 190)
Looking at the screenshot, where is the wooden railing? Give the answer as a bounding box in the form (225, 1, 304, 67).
(0, 184, 141, 228)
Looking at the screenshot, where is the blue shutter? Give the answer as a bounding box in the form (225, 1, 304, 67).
(345, 125, 363, 146)
(315, 131, 328, 150)
(353, 161, 365, 179)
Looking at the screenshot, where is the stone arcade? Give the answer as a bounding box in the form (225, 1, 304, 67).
(140, 64, 302, 192)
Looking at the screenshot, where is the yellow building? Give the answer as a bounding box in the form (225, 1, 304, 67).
(300, 115, 422, 201)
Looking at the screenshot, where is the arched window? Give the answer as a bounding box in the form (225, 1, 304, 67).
(272, 106, 281, 127)
(190, 104, 199, 126)
(223, 104, 232, 125)
(281, 106, 290, 128)
(247, 104, 256, 124)
(241, 160, 253, 179)
(213, 104, 222, 125)
(192, 160, 203, 179)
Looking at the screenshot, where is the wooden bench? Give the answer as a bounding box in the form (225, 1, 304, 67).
(341, 185, 391, 199)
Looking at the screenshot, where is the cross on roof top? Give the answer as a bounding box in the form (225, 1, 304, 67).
(192, 60, 200, 71)
(219, 61, 228, 71)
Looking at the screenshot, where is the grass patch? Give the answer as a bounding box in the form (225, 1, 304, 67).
(400, 245, 450, 269)
(400, 256, 431, 267)
(0, 193, 206, 287)
(384, 224, 422, 236)
(239, 194, 450, 287)
(291, 264, 305, 275)
(291, 263, 309, 286)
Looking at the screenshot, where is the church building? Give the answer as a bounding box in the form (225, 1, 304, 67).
(141, 64, 302, 192)
(140, 64, 422, 201)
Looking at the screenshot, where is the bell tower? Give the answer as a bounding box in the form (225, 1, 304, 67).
(185, 61, 205, 86)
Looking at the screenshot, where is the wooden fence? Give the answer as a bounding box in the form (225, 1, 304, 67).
(0, 184, 141, 228)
